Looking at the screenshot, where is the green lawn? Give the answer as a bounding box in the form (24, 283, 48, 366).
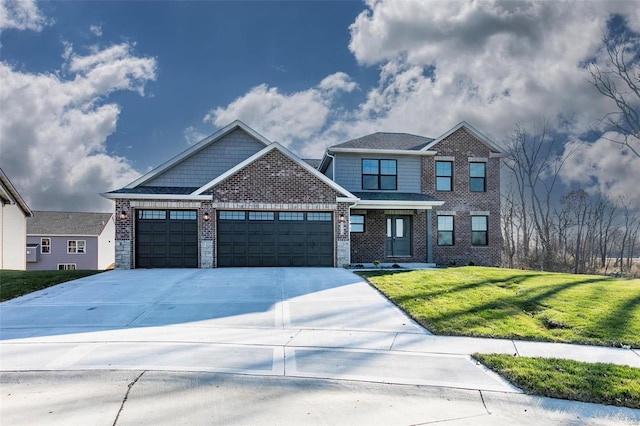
(0, 270, 104, 302)
(360, 267, 640, 348)
(475, 354, 640, 409)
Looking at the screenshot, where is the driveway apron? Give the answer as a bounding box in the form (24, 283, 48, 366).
(0, 268, 516, 392)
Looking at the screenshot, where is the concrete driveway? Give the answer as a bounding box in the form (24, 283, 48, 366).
(1, 268, 514, 392)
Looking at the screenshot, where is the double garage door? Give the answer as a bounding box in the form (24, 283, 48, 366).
(135, 209, 334, 268)
(217, 211, 334, 267)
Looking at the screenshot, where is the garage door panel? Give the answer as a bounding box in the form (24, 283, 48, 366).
(217, 211, 333, 267)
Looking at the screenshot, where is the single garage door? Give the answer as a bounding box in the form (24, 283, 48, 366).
(135, 210, 198, 268)
(217, 211, 334, 267)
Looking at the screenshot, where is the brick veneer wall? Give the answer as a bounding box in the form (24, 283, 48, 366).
(350, 210, 427, 264)
(421, 128, 502, 266)
(211, 148, 346, 266)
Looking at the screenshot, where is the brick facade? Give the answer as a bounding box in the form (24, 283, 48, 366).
(421, 128, 502, 266)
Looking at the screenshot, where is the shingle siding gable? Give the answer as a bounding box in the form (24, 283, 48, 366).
(145, 129, 265, 188)
(334, 153, 421, 193)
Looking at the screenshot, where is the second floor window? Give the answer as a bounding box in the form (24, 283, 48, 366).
(469, 162, 486, 192)
(436, 161, 453, 191)
(68, 240, 86, 254)
(362, 159, 397, 190)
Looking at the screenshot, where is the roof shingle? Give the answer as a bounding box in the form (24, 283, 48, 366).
(329, 132, 434, 151)
(27, 211, 113, 236)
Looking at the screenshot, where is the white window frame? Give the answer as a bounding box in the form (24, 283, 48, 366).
(67, 240, 86, 254)
(41, 237, 51, 254)
(350, 215, 365, 233)
(57, 263, 77, 270)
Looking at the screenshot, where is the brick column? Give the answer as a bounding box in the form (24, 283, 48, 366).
(336, 202, 351, 267)
(115, 199, 133, 269)
(199, 202, 214, 268)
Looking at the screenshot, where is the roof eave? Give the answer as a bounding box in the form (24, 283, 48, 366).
(101, 193, 212, 201)
(329, 148, 437, 156)
(353, 200, 445, 210)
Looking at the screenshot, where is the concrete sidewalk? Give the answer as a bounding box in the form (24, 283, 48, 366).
(1, 370, 639, 425)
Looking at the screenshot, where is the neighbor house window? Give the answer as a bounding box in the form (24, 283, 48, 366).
(471, 216, 488, 246)
(58, 264, 76, 270)
(41, 238, 51, 254)
(436, 161, 453, 191)
(469, 162, 486, 192)
(437, 216, 454, 246)
(362, 159, 397, 190)
(68, 240, 86, 254)
(350, 215, 365, 233)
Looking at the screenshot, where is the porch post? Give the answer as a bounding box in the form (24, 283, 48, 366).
(426, 209, 433, 263)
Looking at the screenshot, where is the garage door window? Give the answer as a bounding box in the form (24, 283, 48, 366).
(138, 210, 167, 220)
(219, 211, 246, 220)
(249, 212, 275, 220)
(170, 211, 197, 220)
(307, 212, 332, 221)
(279, 212, 304, 220)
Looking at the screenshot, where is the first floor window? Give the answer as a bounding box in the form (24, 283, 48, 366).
(68, 240, 86, 254)
(472, 216, 488, 246)
(58, 264, 76, 270)
(41, 238, 51, 254)
(350, 215, 365, 233)
(437, 216, 454, 246)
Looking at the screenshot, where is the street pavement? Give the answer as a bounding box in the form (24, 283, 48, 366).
(1, 268, 638, 425)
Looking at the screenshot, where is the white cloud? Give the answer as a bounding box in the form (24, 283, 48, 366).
(184, 126, 207, 146)
(205, 72, 356, 146)
(561, 133, 640, 207)
(0, 42, 157, 211)
(0, 0, 47, 31)
(89, 24, 102, 37)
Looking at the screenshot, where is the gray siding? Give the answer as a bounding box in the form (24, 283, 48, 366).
(333, 153, 421, 192)
(26, 236, 99, 270)
(146, 129, 265, 187)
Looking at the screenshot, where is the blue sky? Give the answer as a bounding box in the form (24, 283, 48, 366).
(0, 0, 638, 211)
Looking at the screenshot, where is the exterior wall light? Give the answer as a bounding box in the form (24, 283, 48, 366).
(339, 214, 346, 222)
(203, 212, 211, 222)
(119, 211, 128, 220)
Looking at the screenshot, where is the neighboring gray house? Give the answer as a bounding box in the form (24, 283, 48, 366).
(26, 211, 115, 270)
(103, 120, 504, 269)
(1, 168, 33, 270)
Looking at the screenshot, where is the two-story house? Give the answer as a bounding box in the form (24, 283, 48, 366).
(319, 122, 504, 267)
(26, 211, 115, 270)
(103, 120, 503, 269)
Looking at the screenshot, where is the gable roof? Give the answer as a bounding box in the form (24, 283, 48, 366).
(124, 120, 271, 189)
(193, 142, 356, 199)
(330, 132, 434, 151)
(27, 211, 113, 236)
(0, 168, 32, 217)
(421, 121, 504, 154)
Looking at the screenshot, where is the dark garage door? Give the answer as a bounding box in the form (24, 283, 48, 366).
(217, 211, 334, 267)
(136, 210, 198, 268)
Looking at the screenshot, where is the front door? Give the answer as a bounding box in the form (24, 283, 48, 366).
(386, 215, 411, 257)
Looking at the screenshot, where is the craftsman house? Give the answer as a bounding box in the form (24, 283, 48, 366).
(103, 120, 503, 268)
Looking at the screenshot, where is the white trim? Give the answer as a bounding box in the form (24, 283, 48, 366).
(421, 121, 505, 153)
(124, 120, 271, 189)
(193, 142, 357, 199)
(329, 147, 437, 156)
(353, 200, 444, 210)
(67, 239, 86, 254)
(470, 211, 490, 216)
(101, 193, 211, 201)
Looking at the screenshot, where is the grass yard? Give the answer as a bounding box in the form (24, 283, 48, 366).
(475, 354, 640, 409)
(360, 267, 640, 348)
(0, 270, 103, 302)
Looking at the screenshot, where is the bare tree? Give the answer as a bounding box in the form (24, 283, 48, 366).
(588, 22, 640, 157)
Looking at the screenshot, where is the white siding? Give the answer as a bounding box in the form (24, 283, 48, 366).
(97, 215, 115, 269)
(1, 203, 27, 270)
